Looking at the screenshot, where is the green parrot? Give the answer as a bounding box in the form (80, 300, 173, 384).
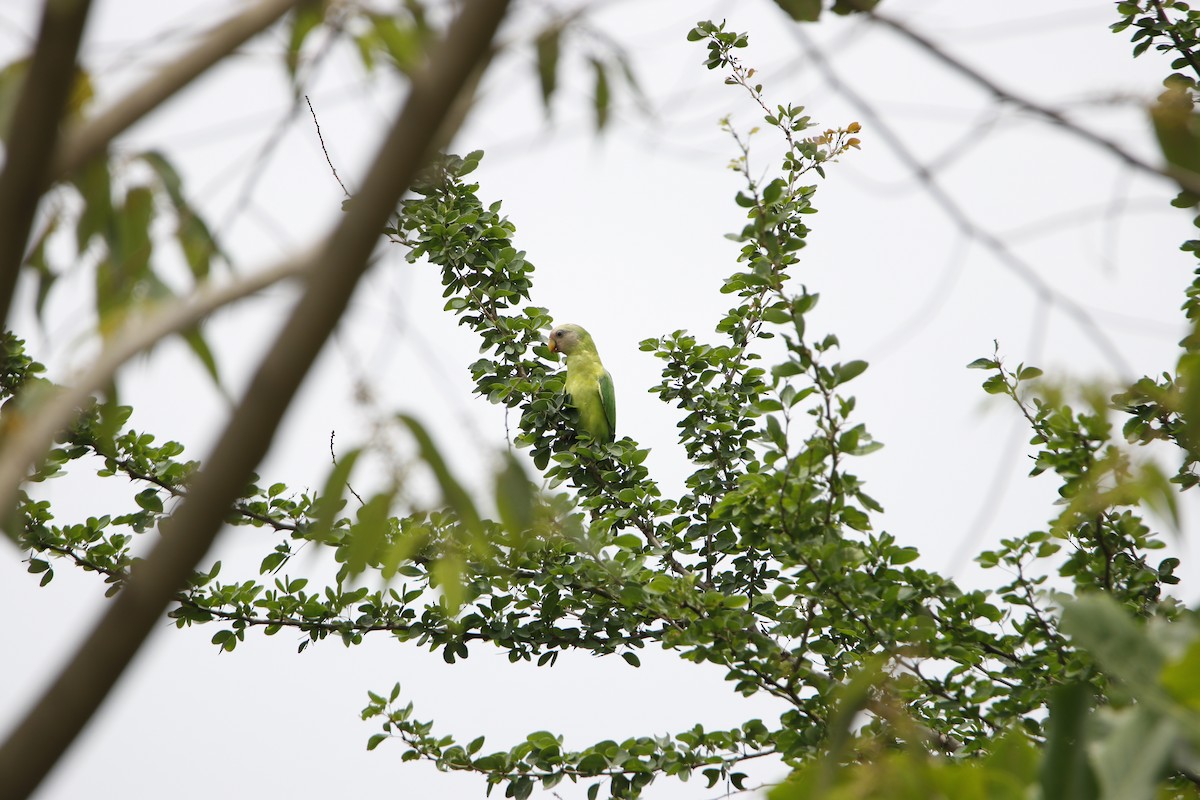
(547, 323, 616, 444)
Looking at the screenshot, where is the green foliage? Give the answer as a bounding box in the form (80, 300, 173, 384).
(9, 8, 1200, 800)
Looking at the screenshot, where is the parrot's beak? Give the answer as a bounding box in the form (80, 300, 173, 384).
(547, 338, 557, 353)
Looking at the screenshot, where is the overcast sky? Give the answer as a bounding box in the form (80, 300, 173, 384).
(1, 2, 1195, 798)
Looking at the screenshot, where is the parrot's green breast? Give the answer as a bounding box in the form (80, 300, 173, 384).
(564, 357, 615, 444)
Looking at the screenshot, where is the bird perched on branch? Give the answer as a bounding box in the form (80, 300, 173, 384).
(547, 323, 616, 444)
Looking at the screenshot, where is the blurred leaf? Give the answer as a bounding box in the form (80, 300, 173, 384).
(71, 156, 113, 254)
(287, 0, 327, 78)
(181, 326, 221, 386)
(1179, 344, 1200, 462)
(1039, 682, 1099, 800)
(1060, 595, 1165, 694)
(1151, 77, 1200, 187)
(535, 24, 562, 112)
(314, 447, 361, 542)
(590, 57, 610, 131)
(431, 552, 465, 615)
(495, 452, 535, 538)
(24, 214, 59, 321)
(367, 12, 426, 76)
(772, 0, 822, 22)
(1162, 636, 1200, 712)
(138, 150, 225, 280)
(398, 414, 483, 540)
(831, 0, 881, 14)
(345, 491, 395, 576)
(1089, 706, 1178, 800)
(96, 186, 154, 323)
(137, 150, 185, 208)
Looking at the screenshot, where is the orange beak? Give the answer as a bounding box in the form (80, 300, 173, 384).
(547, 337, 558, 353)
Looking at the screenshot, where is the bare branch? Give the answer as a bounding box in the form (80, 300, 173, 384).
(790, 26, 1134, 376)
(0, 2, 512, 796)
(865, 7, 1200, 194)
(0, 0, 93, 331)
(52, 0, 301, 179)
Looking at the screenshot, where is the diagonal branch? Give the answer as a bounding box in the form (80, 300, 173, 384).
(0, 254, 313, 541)
(0, 2, 512, 796)
(864, 7, 1200, 194)
(0, 0, 94, 332)
(52, 0, 302, 180)
(790, 26, 1134, 376)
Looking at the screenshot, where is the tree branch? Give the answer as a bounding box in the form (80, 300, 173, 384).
(863, 7, 1200, 194)
(789, 26, 1135, 376)
(51, 0, 301, 180)
(0, 255, 312, 542)
(0, 2, 511, 796)
(0, 0, 93, 331)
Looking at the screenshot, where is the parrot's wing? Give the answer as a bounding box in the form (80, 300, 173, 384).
(599, 369, 616, 439)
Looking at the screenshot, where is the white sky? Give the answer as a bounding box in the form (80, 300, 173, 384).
(0, 1, 1195, 798)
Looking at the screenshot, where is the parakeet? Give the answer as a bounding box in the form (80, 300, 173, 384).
(547, 323, 616, 444)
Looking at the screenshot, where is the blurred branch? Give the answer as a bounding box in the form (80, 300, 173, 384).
(791, 26, 1134, 376)
(864, 7, 1200, 194)
(0, 255, 313, 536)
(0, 1, 512, 796)
(0, 0, 93, 332)
(52, 0, 302, 179)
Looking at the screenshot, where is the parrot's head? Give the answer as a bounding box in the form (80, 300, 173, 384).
(547, 323, 593, 356)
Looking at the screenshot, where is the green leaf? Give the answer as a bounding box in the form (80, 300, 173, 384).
(1162, 636, 1200, 712)
(367, 12, 425, 75)
(1152, 78, 1200, 186)
(286, 0, 327, 78)
(1089, 706, 1178, 800)
(831, 0, 880, 13)
(1017, 366, 1043, 381)
(1060, 595, 1165, 692)
(344, 491, 395, 576)
(535, 24, 562, 112)
(772, 0, 822, 22)
(495, 452, 535, 539)
(314, 447, 360, 542)
(181, 326, 221, 387)
(833, 360, 868, 386)
(431, 553, 465, 616)
(398, 415, 483, 541)
(590, 57, 610, 131)
(1040, 682, 1099, 800)
(71, 157, 113, 255)
(134, 488, 163, 513)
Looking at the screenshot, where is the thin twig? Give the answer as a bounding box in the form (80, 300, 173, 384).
(790, 26, 1135, 377)
(863, 6, 1200, 194)
(307, 95, 350, 198)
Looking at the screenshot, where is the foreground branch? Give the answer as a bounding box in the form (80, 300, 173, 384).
(52, 0, 301, 179)
(0, 255, 313, 539)
(0, 2, 511, 796)
(0, 0, 93, 331)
